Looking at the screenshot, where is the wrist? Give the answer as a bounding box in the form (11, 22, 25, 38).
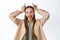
(35, 8, 39, 12)
(35, 8, 39, 11)
(19, 10, 23, 13)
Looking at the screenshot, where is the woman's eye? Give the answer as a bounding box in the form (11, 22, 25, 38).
(26, 12, 28, 14)
(30, 11, 33, 13)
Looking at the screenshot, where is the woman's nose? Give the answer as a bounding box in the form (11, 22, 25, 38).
(28, 12, 31, 15)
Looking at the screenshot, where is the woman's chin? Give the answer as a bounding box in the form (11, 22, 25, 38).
(28, 18, 32, 21)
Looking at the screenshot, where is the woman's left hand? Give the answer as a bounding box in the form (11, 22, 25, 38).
(32, 3, 38, 10)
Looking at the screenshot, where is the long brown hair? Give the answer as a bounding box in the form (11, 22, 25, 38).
(24, 6, 36, 40)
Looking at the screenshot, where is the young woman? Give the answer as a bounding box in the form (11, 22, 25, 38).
(9, 3, 50, 40)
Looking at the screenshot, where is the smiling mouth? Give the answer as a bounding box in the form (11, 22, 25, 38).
(28, 16, 32, 18)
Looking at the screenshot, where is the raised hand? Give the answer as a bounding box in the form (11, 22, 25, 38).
(32, 3, 38, 10)
(21, 3, 26, 12)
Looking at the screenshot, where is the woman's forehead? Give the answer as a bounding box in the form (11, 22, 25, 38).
(26, 8, 33, 10)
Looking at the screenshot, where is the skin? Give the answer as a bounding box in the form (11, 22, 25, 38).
(25, 8, 35, 21)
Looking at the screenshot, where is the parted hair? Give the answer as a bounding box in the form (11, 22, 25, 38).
(24, 6, 36, 40)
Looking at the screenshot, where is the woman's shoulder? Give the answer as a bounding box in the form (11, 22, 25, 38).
(35, 19, 41, 24)
(36, 19, 41, 22)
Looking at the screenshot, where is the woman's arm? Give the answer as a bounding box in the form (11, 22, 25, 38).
(36, 8, 50, 27)
(9, 10, 23, 26)
(33, 3, 50, 27)
(9, 4, 26, 26)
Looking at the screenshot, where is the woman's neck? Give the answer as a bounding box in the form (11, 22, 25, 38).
(28, 20, 33, 23)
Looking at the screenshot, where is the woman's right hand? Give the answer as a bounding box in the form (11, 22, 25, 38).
(21, 3, 26, 13)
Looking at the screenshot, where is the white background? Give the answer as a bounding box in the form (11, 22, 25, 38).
(0, 0, 60, 40)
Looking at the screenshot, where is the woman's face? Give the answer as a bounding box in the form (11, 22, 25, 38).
(25, 8, 35, 21)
